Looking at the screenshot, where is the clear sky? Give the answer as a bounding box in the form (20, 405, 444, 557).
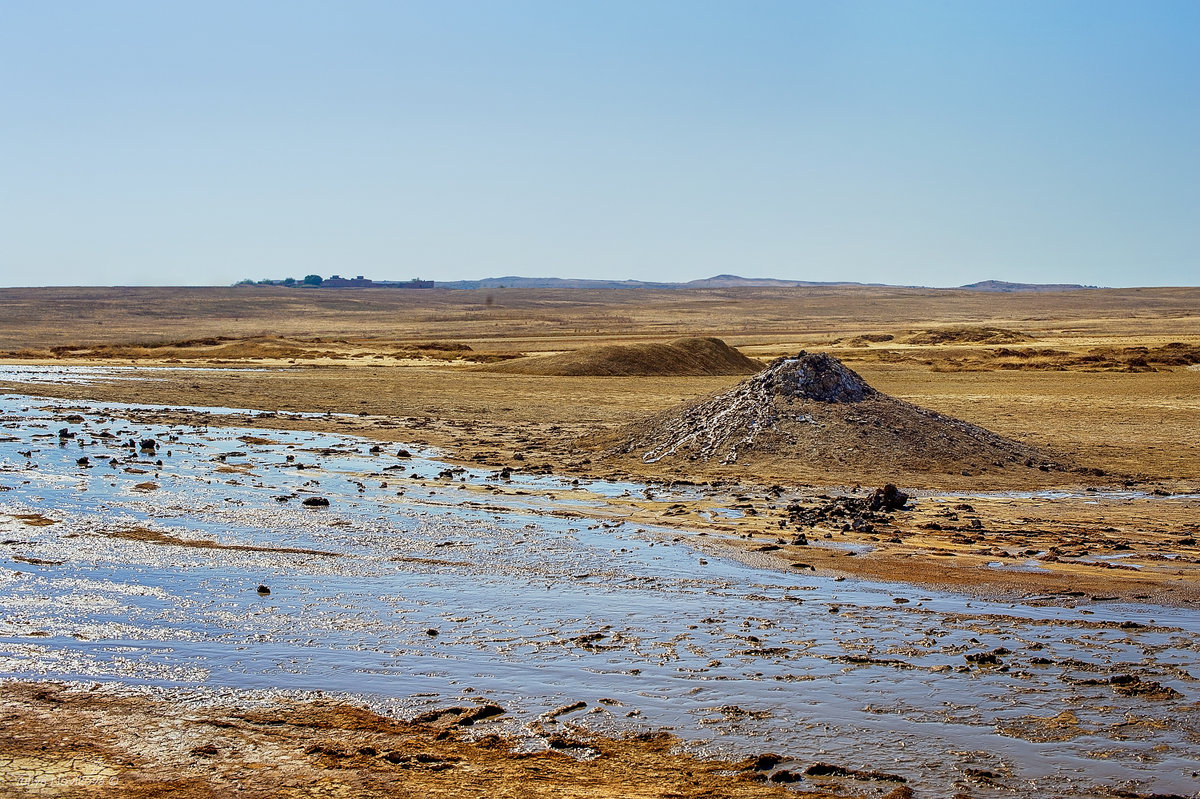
(1, 1, 1197, 287)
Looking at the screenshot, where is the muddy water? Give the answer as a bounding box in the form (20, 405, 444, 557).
(1, 394, 1198, 798)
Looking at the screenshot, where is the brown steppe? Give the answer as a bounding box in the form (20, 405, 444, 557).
(1, 283, 1198, 797)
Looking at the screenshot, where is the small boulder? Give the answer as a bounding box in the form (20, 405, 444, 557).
(868, 484, 908, 512)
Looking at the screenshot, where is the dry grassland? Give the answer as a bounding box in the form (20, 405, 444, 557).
(2, 284, 1199, 797)
(1, 284, 1198, 606)
(2, 284, 1197, 483)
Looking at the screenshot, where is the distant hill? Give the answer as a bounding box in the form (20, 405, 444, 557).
(253, 273, 1102, 292)
(433, 276, 675, 290)
(434, 274, 891, 290)
(959, 280, 1096, 292)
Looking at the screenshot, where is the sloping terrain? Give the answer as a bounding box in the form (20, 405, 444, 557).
(482, 337, 761, 377)
(609, 352, 1061, 479)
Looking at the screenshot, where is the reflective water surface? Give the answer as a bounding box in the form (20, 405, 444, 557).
(1, 394, 1197, 797)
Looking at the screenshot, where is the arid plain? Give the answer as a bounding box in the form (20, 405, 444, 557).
(2, 284, 1199, 798)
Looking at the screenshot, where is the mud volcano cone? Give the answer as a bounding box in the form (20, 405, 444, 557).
(481, 337, 761, 377)
(614, 352, 1057, 479)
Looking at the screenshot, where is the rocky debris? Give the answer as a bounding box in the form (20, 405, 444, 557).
(783, 486, 911, 531)
(302, 496, 330, 507)
(256, 584, 271, 595)
(139, 438, 157, 451)
(613, 351, 1053, 474)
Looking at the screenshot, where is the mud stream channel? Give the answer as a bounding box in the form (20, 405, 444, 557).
(1, 394, 1197, 797)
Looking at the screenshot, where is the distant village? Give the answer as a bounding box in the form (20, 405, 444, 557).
(236, 275, 434, 289)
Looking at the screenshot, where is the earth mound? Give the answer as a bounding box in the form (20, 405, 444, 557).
(610, 352, 1057, 477)
(904, 327, 1033, 345)
(481, 337, 761, 377)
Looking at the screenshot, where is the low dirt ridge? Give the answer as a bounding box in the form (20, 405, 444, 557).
(481, 337, 762, 376)
(610, 352, 1059, 476)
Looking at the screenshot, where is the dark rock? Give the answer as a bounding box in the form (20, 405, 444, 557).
(302, 496, 330, 507)
(256, 585, 271, 595)
(456, 704, 504, 725)
(139, 438, 156, 451)
(749, 753, 784, 771)
(868, 484, 908, 512)
(768, 770, 799, 783)
(804, 762, 906, 783)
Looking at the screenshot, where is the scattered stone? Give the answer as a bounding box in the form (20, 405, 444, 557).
(256, 585, 271, 595)
(302, 496, 330, 507)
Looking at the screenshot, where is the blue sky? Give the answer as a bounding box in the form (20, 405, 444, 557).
(1, 1, 1196, 287)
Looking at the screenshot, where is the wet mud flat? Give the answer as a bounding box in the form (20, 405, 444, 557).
(1, 394, 1199, 797)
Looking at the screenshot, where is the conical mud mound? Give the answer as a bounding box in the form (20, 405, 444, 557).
(482, 337, 761, 377)
(612, 352, 1057, 478)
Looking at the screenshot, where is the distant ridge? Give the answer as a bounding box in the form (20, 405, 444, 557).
(434, 274, 891, 290)
(237, 273, 1104, 292)
(959, 280, 1096, 292)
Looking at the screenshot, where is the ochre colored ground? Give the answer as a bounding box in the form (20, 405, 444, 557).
(1, 682, 852, 799)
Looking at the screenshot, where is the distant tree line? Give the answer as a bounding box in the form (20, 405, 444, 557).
(234, 275, 433, 289)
